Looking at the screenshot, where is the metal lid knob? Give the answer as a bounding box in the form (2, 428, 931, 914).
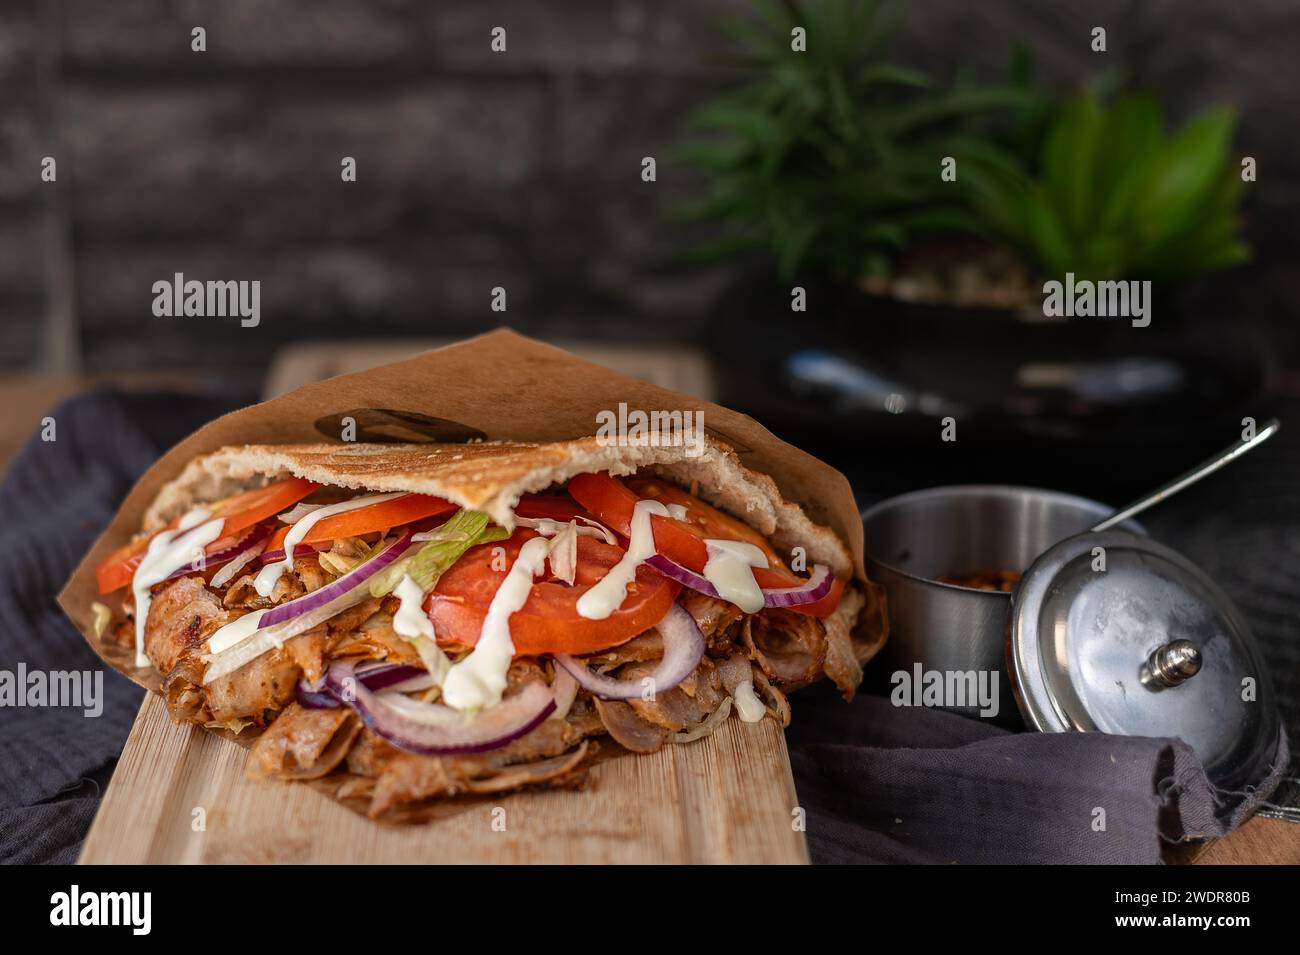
(1008, 530, 1280, 792)
(1141, 639, 1202, 689)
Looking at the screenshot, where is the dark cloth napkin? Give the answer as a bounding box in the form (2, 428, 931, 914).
(0, 389, 1289, 864)
(0, 388, 247, 864)
(787, 684, 1287, 864)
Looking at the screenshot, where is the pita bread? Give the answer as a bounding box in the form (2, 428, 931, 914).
(143, 435, 857, 581)
(56, 331, 890, 822)
(90, 437, 886, 819)
(118, 431, 887, 682)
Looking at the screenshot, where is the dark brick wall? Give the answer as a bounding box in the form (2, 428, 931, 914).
(1, 1, 56, 367)
(2, 1, 1297, 371)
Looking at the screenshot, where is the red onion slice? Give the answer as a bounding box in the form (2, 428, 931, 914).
(355, 661, 438, 694)
(298, 662, 434, 709)
(258, 541, 329, 563)
(323, 660, 556, 755)
(553, 601, 704, 700)
(260, 529, 415, 630)
(645, 554, 833, 609)
(204, 531, 419, 676)
(297, 679, 340, 710)
(755, 563, 834, 608)
(644, 554, 713, 594)
(162, 526, 266, 583)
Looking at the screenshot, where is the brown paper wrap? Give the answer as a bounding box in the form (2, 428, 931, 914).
(57, 330, 886, 816)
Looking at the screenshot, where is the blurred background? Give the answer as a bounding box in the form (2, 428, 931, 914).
(1, 0, 1298, 846)
(2, 0, 1299, 497)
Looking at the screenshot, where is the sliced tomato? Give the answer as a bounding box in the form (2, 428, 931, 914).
(207, 477, 320, 534)
(569, 471, 770, 573)
(95, 477, 318, 594)
(627, 478, 787, 571)
(265, 493, 458, 554)
(570, 471, 844, 617)
(566, 472, 640, 531)
(568, 471, 708, 568)
(514, 493, 593, 523)
(427, 529, 679, 656)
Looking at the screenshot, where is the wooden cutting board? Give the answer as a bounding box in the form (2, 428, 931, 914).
(79, 693, 809, 864)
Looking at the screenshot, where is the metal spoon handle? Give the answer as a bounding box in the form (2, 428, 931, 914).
(1092, 419, 1281, 532)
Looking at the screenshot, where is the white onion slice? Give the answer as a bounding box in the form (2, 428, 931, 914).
(277, 501, 325, 524)
(325, 661, 556, 755)
(552, 602, 704, 700)
(671, 697, 734, 744)
(546, 521, 579, 585)
(549, 666, 578, 721)
(209, 531, 270, 589)
(514, 514, 616, 545)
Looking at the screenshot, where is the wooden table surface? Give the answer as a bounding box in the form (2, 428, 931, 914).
(7, 369, 1298, 864)
(79, 694, 808, 864)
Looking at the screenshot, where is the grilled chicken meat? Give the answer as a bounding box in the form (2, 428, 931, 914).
(116, 510, 865, 821)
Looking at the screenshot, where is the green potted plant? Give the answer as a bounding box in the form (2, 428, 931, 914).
(678, 0, 1261, 490)
(678, 0, 1035, 304)
(963, 91, 1249, 285)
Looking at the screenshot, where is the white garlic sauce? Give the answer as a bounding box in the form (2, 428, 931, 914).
(441, 535, 552, 711)
(253, 491, 406, 597)
(393, 574, 436, 641)
(732, 680, 767, 723)
(576, 499, 669, 620)
(131, 508, 225, 668)
(702, 539, 769, 614)
(393, 574, 451, 686)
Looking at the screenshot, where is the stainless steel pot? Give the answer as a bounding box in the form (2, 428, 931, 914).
(861, 485, 1145, 724)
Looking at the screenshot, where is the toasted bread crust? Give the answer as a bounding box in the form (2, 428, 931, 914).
(143, 435, 856, 580)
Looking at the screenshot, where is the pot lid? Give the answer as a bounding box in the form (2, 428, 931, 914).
(1009, 530, 1280, 791)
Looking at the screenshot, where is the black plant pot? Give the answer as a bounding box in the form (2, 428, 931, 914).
(704, 271, 1272, 503)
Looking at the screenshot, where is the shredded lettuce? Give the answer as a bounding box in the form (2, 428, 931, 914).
(91, 601, 112, 639)
(369, 509, 508, 598)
